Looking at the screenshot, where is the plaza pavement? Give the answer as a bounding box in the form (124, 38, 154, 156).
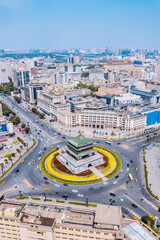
(145, 146, 160, 199)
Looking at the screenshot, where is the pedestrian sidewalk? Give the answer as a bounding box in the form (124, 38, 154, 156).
(90, 167, 106, 181)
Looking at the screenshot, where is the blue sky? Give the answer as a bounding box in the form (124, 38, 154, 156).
(0, 0, 160, 49)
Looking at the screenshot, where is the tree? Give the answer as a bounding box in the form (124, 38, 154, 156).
(25, 127, 30, 134)
(21, 123, 26, 128)
(39, 112, 45, 119)
(14, 96, 21, 103)
(81, 72, 89, 78)
(4, 159, 8, 164)
(111, 131, 116, 136)
(93, 130, 97, 138)
(16, 148, 20, 153)
(20, 145, 23, 149)
(9, 115, 20, 125)
(141, 215, 154, 227)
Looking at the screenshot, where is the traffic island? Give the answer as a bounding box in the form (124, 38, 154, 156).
(40, 144, 121, 185)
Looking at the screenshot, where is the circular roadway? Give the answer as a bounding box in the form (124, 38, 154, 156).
(0, 94, 160, 223)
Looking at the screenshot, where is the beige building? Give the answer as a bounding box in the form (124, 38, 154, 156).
(0, 199, 130, 240)
(37, 91, 71, 116)
(103, 61, 141, 79)
(57, 109, 146, 131)
(95, 87, 124, 98)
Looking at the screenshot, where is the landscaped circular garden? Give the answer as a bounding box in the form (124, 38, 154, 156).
(40, 145, 121, 185)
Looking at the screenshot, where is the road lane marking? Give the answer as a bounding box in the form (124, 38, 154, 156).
(24, 179, 33, 188)
(124, 194, 153, 216)
(2, 186, 19, 194)
(111, 183, 126, 193)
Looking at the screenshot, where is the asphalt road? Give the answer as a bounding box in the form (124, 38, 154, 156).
(0, 94, 160, 222)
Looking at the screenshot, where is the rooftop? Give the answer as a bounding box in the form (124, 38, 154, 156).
(67, 135, 93, 148)
(123, 222, 157, 240)
(95, 205, 122, 227)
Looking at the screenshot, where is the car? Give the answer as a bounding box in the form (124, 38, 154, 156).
(14, 185, 18, 188)
(119, 197, 124, 201)
(113, 181, 118, 185)
(44, 147, 46, 150)
(44, 177, 48, 180)
(38, 132, 40, 135)
(115, 175, 119, 179)
(62, 136, 65, 139)
(45, 181, 49, 184)
(58, 133, 61, 135)
(140, 198, 144, 203)
(117, 142, 121, 145)
(89, 187, 93, 190)
(109, 199, 115, 203)
(44, 188, 50, 191)
(130, 160, 133, 163)
(62, 194, 68, 199)
(136, 168, 138, 171)
(96, 141, 100, 143)
(77, 194, 83, 197)
(1, 182, 6, 186)
(103, 181, 108, 185)
(63, 183, 68, 186)
(126, 181, 129, 184)
(50, 146, 54, 148)
(55, 184, 60, 187)
(31, 187, 36, 191)
(135, 178, 138, 183)
(110, 193, 116, 197)
(15, 169, 19, 173)
(40, 130, 42, 132)
(131, 203, 138, 208)
(21, 160, 24, 163)
(127, 164, 129, 167)
(72, 189, 78, 193)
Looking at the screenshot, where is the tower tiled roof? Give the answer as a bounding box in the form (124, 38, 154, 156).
(67, 135, 93, 148)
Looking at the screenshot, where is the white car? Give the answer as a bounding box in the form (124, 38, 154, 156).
(72, 189, 78, 193)
(55, 184, 60, 187)
(77, 194, 83, 197)
(119, 197, 124, 201)
(103, 181, 108, 185)
(113, 181, 118, 185)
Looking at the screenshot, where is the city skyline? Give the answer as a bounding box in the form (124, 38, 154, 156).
(0, 0, 160, 49)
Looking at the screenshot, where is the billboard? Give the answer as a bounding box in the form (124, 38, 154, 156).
(0, 124, 7, 133)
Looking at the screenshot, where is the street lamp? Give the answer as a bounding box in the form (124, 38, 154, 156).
(86, 197, 89, 206)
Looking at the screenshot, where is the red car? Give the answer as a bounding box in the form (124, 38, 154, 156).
(45, 181, 49, 184)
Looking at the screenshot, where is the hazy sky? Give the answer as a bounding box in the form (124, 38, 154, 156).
(0, 0, 160, 49)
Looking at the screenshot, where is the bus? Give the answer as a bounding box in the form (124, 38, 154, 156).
(105, 141, 112, 145)
(128, 173, 134, 182)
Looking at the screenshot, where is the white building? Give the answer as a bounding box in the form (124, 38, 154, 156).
(111, 93, 142, 107)
(57, 109, 146, 131)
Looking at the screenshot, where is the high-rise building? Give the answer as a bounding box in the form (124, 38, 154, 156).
(69, 54, 79, 65)
(12, 69, 30, 90)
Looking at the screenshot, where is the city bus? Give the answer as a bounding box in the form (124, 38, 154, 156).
(128, 173, 134, 182)
(105, 141, 112, 145)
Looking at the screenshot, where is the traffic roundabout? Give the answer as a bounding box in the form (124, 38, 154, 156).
(40, 145, 121, 185)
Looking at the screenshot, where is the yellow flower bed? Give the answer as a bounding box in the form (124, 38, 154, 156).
(93, 147, 116, 175)
(46, 151, 99, 181)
